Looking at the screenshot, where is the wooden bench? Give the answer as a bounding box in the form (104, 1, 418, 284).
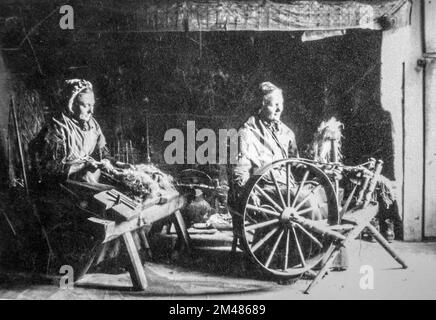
(74, 189, 190, 291)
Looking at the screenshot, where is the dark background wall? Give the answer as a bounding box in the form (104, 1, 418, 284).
(0, 1, 394, 184)
(0, 54, 11, 186)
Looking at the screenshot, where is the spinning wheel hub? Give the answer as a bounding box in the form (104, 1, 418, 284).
(281, 207, 297, 223)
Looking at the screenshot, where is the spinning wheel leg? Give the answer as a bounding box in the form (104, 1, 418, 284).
(366, 224, 407, 269)
(304, 245, 341, 295)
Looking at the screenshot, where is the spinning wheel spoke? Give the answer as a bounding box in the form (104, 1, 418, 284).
(238, 210, 259, 226)
(291, 225, 306, 267)
(270, 171, 286, 209)
(294, 184, 322, 211)
(251, 226, 279, 253)
(246, 204, 280, 217)
(246, 219, 280, 231)
(288, 163, 296, 185)
(291, 170, 310, 208)
(265, 230, 284, 268)
(284, 229, 290, 270)
(286, 164, 292, 207)
(254, 185, 283, 212)
(296, 206, 316, 216)
(294, 223, 323, 249)
(286, 163, 297, 206)
(245, 214, 258, 225)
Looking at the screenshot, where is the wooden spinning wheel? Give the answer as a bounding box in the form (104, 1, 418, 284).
(238, 159, 341, 278)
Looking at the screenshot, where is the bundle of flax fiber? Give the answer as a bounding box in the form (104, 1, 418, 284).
(112, 164, 176, 202)
(311, 118, 397, 212)
(312, 117, 344, 163)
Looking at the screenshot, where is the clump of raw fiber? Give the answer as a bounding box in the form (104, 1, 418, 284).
(116, 164, 176, 201)
(312, 117, 344, 163)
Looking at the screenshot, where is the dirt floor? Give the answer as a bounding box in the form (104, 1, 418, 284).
(0, 230, 435, 300)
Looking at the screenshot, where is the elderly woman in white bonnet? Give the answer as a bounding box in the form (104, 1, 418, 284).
(34, 79, 114, 185)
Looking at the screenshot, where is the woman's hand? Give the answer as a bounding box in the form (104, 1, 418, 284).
(86, 158, 99, 170)
(100, 159, 114, 172)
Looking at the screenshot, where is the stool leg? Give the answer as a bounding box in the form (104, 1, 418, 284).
(138, 228, 153, 259)
(96, 243, 108, 265)
(173, 210, 191, 254)
(74, 243, 104, 282)
(122, 232, 148, 290)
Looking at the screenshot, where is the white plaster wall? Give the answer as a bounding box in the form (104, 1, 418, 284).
(424, 61, 436, 237)
(381, 0, 424, 241)
(425, 0, 436, 53)
(424, 0, 436, 238)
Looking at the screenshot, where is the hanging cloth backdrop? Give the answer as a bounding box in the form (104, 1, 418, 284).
(129, 0, 411, 32)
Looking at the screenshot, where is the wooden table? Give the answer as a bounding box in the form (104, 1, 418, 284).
(76, 190, 190, 291)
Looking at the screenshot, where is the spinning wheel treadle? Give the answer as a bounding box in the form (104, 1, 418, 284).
(238, 159, 340, 278)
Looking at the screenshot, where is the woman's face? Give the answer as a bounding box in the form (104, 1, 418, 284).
(73, 91, 95, 122)
(260, 90, 284, 122)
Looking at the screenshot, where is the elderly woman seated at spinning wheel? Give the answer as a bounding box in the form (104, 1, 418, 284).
(230, 81, 331, 216)
(228, 82, 346, 278)
(231, 82, 298, 194)
(230, 82, 308, 211)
